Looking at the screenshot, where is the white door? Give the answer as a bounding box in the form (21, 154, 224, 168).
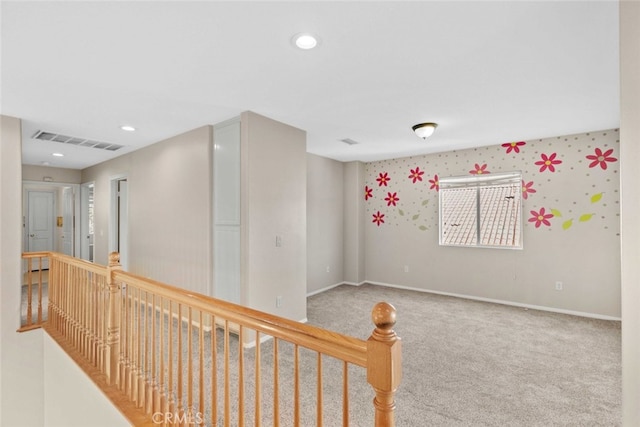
(27, 190, 55, 269)
(61, 187, 74, 256)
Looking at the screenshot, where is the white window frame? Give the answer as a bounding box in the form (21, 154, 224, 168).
(439, 171, 523, 249)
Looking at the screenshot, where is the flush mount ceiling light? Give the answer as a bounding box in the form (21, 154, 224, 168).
(120, 125, 136, 132)
(52, 152, 64, 157)
(292, 33, 319, 50)
(412, 122, 438, 139)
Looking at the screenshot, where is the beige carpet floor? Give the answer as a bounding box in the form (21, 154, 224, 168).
(306, 284, 621, 426)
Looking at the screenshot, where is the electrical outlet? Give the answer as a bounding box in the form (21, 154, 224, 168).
(555, 281, 563, 291)
(275, 235, 282, 247)
(326, 266, 330, 273)
(404, 265, 409, 273)
(276, 296, 282, 307)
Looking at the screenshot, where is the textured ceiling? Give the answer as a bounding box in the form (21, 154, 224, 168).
(2, 1, 619, 170)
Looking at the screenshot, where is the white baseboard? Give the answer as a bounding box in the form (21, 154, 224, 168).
(342, 281, 367, 287)
(306, 281, 365, 297)
(364, 281, 621, 321)
(308, 280, 621, 321)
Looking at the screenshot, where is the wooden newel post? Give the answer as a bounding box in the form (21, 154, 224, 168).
(106, 251, 123, 386)
(367, 302, 402, 427)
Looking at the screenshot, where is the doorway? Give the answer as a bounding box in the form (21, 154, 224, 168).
(80, 182, 95, 262)
(23, 181, 81, 269)
(61, 187, 74, 255)
(110, 176, 129, 270)
(25, 190, 55, 269)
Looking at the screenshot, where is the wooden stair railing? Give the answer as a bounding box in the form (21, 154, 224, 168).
(21, 251, 402, 426)
(19, 252, 50, 332)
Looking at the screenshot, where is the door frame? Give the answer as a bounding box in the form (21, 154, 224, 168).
(80, 181, 95, 262)
(110, 174, 129, 270)
(61, 186, 75, 255)
(25, 189, 55, 269)
(22, 181, 81, 266)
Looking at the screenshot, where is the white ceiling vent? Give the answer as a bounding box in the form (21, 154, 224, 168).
(32, 130, 124, 152)
(339, 138, 359, 145)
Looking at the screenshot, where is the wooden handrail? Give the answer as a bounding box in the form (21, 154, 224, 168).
(112, 269, 369, 367)
(21, 251, 402, 425)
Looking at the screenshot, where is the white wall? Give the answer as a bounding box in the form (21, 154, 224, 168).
(80, 114, 307, 324)
(82, 126, 213, 295)
(362, 130, 620, 318)
(306, 154, 345, 294)
(43, 334, 128, 427)
(80, 154, 132, 265)
(307, 138, 623, 319)
(620, 1, 640, 425)
(306, 158, 366, 293)
(23, 164, 82, 184)
(1, 115, 45, 426)
(241, 111, 307, 322)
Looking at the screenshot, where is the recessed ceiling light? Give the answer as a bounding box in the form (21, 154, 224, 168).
(120, 125, 136, 132)
(52, 153, 64, 157)
(292, 33, 319, 50)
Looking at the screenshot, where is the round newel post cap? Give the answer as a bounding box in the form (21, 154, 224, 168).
(108, 251, 121, 266)
(371, 302, 397, 333)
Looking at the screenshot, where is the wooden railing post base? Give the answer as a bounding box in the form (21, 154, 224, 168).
(367, 302, 402, 427)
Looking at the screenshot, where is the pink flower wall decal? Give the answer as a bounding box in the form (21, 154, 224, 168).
(372, 211, 385, 226)
(429, 174, 439, 191)
(469, 163, 490, 175)
(502, 141, 526, 154)
(376, 172, 390, 187)
(385, 192, 399, 206)
(528, 207, 553, 228)
(522, 180, 536, 200)
(535, 153, 562, 173)
(586, 148, 617, 170)
(364, 185, 373, 200)
(408, 167, 425, 183)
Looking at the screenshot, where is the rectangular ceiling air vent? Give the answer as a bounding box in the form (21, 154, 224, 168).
(340, 138, 359, 145)
(32, 130, 124, 152)
(35, 131, 56, 141)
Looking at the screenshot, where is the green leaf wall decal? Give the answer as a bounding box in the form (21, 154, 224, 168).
(562, 219, 573, 230)
(591, 193, 603, 203)
(419, 225, 427, 231)
(412, 214, 420, 220)
(398, 209, 404, 216)
(579, 213, 594, 222)
(551, 209, 562, 217)
(422, 200, 429, 206)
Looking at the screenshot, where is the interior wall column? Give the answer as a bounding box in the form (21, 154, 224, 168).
(620, 1, 640, 425)
(0, 115, 45, 426)
(343, 161, 366, 284)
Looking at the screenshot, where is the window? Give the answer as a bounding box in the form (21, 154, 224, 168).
(439, 171, 522, 249)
